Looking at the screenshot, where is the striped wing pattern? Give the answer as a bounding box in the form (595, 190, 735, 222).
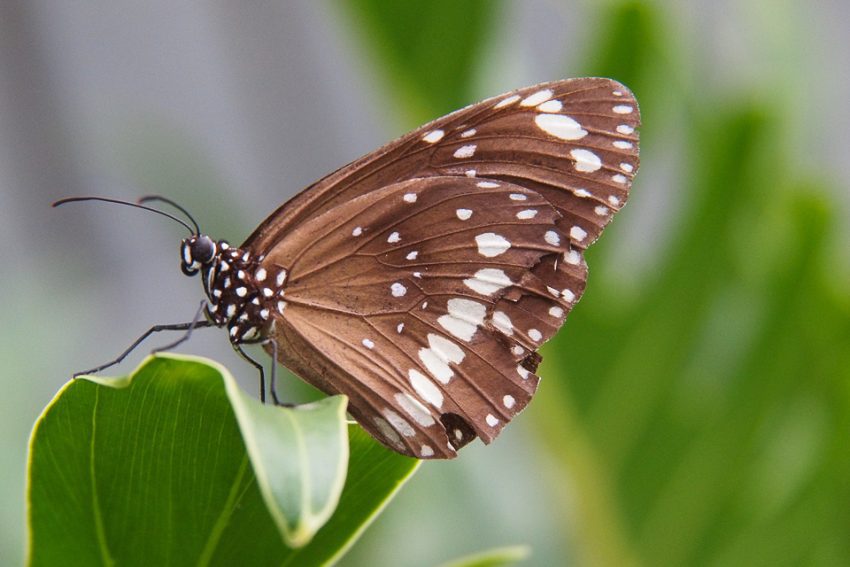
(248, 78, 640, 458)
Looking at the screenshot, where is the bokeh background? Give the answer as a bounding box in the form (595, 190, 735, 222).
(2, 1, 849, 565)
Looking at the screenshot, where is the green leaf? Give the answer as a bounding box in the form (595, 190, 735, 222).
(280, 426, 420, 566)
(27, 354, 419, 566)
(340, 0, 500, 122)
(438, 545, 531, 567)
(222, 373, 348, 547)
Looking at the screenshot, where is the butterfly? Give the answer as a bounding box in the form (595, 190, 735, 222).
(56, 78, 640, 459)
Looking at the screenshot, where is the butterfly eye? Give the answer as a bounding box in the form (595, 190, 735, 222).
(180, 236, 216, 276)
(190, 236, 217, 264)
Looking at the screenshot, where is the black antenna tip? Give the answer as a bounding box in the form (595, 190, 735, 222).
(52, 197, 76, 208)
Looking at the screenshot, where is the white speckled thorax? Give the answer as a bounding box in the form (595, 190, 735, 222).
(202, 241, 287, 343)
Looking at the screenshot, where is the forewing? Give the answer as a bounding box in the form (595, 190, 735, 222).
(261, 177, 571, 458)
(245, 77, 640, 257)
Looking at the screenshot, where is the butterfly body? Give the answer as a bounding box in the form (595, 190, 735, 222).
(65, 78, 640, 460)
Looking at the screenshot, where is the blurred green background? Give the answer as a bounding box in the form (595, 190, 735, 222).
(2, 1, 848, 565)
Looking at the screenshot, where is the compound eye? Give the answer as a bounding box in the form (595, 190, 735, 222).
(190, 236, 216, 264)
(180, 239, 200, 276)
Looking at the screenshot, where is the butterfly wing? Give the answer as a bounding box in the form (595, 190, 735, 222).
(247, 77, 640, 457)
(262, 176, 569, 458)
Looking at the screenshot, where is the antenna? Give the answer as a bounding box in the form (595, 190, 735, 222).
(52, 196, 197, 235)
(138, 195, 201, 235)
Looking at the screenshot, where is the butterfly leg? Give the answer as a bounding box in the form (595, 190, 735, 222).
(233, 343, 267, 403)
(150, 301, 210, 354)
(264, 338, 283, 406)
(72, 302, 215, 377)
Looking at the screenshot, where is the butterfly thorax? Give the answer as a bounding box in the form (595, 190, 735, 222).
(181, 235, 288, 343)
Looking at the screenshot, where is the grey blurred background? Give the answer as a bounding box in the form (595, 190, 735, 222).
(2, 1, 848, 565)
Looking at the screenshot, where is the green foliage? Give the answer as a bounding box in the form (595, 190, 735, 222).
(341, 0, 500, 121)
(27, 355, 418, 566)
(438, 546, 531, 567)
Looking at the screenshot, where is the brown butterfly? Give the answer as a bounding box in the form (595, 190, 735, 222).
(56, 78, 640, 459)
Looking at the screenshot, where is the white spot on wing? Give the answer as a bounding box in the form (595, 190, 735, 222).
(476, 181, 499, 188)
(534, 114, 588, 140)
(528, 328, 543, 342)
(564, 250, 581, 265)
(460, 128, 476, 138)
(403, 193, 417, 203)
(362, 338, 375, 349)
(422, 129, 444, 143)
(406, 251, 418, 260)
(485, 414, 500, 427)
(391, 282, 407, 297)
(503, 395, 516, 409)
(464, 268, 513, 296)
(492, 311, 514, 336)
(520, 89, 553, 107)
(456, 208, 472, 220)
(612, 174, 627, 184)
(613, 105, 634, 114)
(373, 417, 404, 451)
(352, 226, 363, 237)
(537, 99, 563, 113)
(544, 230, 561, 246)
(453, 144, 477, 159)
(516, 209, 538, 220)
(494, 94, 521, 108)
(437, 298, 486, 342)
(549, 306, 564, 318)
(614, 140, 633, 149)
(418, 333, 465, 384)
(509, 193, 527, 201)
(570, 149, 602, 172)
(409, 369, 443, 408)
(475, 233, 511, 257)
(383, 409, 415, 437)
(570, 226, 588, 242)
(394, 393, 435, 427)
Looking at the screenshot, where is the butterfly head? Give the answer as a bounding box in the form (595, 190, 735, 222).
(180, 235, 219, 276)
